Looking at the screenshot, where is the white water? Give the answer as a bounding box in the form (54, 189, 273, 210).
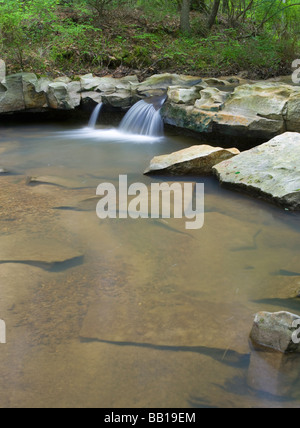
(88, 103, 103, 129)
(57, 128, 161, 144)
(119, 100, 164, 137)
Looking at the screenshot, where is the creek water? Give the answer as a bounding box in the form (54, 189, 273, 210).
(0, 122, 300, 408)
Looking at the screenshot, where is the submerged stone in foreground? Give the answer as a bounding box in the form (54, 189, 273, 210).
(250, 311, 300, 353)
(144, 145, 240, 176)
(213, 132, 300, 210)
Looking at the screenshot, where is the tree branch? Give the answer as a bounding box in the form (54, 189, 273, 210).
(257, 3, 300, 30)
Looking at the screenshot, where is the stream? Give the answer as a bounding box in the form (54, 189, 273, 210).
(0, 121, 300, 408)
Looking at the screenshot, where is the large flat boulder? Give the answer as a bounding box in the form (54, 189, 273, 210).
(213, 132, 300, 210)
(225, 83, 294, 120)
(135, 73, 203, 96)
(0, 232, 83, 269)
(144, 145, 240, 175)
(80, 291, 250, 353)
(162, 82, 300, 140)
(161, 103, 285, 142)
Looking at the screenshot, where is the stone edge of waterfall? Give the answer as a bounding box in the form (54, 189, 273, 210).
(0, 71, 299, 144)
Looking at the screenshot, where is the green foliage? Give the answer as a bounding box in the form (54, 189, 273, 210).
(83, 0, 128, 15)
(0, 0, 299, 76)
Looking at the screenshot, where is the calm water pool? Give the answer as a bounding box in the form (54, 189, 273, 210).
(0, 122, 300, 408)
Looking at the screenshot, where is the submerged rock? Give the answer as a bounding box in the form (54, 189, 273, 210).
(80, 290, 249, 353)
(247, 348, 300, 397)
(144, 145, 240, 175)
(213, 132, 300, 210)
(250, 311, 300, 353)
(0, 233, 84, 267)
(26, 175, 89, 189)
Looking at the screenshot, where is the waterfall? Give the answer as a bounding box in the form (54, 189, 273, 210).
(119, 95, 166, 137)
(88, 103, 103, 129)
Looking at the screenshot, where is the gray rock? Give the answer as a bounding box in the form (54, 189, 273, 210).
(203, 77, 231, 86)
(35, 77, 52, 93)
(80, 74, 103, 91)
(79, 75, 138, 108)
(96, 75, 138, 93)
(250, 311, 300, 353)
(167, 86, 201, 105)
(135, 73, 203, 95)
(1, 71, 299, 144)
(0, 73, 26, 113)
(66, 81, 81, 108)
(225, 83, 293, 120)
(0, 60, 6, 83)
(54, 76, 72, 84)
(47, 82, 79, 110)
(22, 73, 48, 110)
(161, 102, 285, 142)
(162, 81, 300, 140)
(81, 91, 102, 105)
(287, 91, 300, 132)
(80, 74, 138, 93)
(194, 87, 230, 111)
(144, 145, 240, 175)
(213, 132, 300, 210)
(101, 91, 133, 108)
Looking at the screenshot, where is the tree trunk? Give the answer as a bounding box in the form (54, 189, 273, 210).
(180, 0, 191, 34)
(191, 0, 207, 12)
(208, 0, 221, 29)
(222, 0, 229, 13)
(199, 0, 208, 12)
